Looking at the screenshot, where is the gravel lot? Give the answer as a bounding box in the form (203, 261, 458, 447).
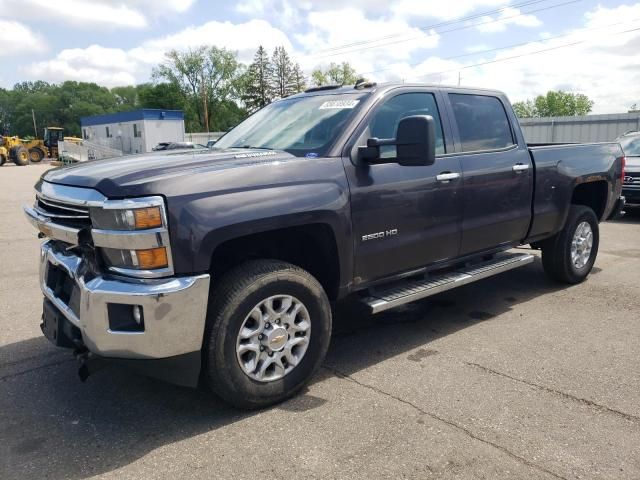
(1, 163, 639, 480)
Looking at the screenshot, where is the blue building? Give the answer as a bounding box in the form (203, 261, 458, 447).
(80, 109, 185, 154)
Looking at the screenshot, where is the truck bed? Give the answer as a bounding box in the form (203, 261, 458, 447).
(526, 141, 624, 240)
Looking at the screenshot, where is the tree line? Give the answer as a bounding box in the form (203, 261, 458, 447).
(512, 91, 594, 118)
(0, 45, 361, 139)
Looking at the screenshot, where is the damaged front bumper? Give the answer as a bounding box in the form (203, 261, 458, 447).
(39, 241, 210, 386)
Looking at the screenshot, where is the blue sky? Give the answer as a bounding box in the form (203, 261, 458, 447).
(1, 0, 638, 112)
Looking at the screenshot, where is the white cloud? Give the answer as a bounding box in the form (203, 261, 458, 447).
(26, 45, 138, 85)
(236, 0, 511, 21)
(132, 19, 293, 66)
(295, 8, 440, 76)
(393, 0, 508, 20)
(380, 4, 640, 113)
(466, 43, 491, 53)
(0, 0, 195, 29)
(24, 19, 292, 86)
(474, 7, 542, 33)
(0, 19, 46, 55)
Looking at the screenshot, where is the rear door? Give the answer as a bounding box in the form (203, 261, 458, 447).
(446, 92, 533, 255)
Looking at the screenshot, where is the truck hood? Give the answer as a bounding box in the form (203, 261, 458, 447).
(42, 148, 302, 197)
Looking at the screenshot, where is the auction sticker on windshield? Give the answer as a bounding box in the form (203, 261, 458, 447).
(319, 100, 360, 109)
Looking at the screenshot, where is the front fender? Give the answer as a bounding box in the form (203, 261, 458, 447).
(168, 179, 353, 290)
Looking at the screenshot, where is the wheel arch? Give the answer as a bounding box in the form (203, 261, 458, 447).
(571, 180, 609, 221)
(204, 218, 348, 301)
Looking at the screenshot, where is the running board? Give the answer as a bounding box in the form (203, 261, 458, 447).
(362, 253, 535, 314)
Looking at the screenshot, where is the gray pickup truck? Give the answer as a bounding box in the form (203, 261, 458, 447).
(25, 83, 625, 408)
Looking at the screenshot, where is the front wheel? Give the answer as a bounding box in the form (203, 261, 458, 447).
(12, 146, 29, 166)
(541, 205, 599, 284)
(203, 260, 332, 409)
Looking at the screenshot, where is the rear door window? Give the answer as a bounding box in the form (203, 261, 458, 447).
(449, 94, 514, 152)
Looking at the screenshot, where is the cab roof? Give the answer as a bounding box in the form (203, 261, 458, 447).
(286, 81, 507, 100)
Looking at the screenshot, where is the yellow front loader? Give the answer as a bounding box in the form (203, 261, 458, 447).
(0, 135, 30, 166)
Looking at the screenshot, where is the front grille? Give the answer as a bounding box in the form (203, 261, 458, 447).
(35, 195, 91, 229)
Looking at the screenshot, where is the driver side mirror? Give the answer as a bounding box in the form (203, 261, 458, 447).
(358, 115, 436, 166)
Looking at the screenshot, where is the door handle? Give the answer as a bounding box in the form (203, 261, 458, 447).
(436, 172, 460, 182)
(512, 163, 530, 172)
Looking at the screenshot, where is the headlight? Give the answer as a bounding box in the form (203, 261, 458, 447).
(91, 206, 163, 230)
(90, 196, 173, 278)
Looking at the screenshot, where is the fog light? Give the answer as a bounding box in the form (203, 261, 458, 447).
(107, 303, 145, 332)
(133, 305, 143, 324)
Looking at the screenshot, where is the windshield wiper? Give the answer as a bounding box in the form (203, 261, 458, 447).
(233, 145, 274, 150)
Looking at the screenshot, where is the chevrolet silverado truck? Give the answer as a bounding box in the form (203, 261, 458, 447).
(25, 83, 625, 409)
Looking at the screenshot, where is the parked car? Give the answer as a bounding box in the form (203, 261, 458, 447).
(152, 141, 202, 151)
(616, 131, 640, 209)
(25, 83, 625, 409)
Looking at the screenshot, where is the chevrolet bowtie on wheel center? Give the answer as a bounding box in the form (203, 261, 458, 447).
(25, 82, 625, 409)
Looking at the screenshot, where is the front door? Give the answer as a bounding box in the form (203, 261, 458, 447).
(344, 90, 464, 286)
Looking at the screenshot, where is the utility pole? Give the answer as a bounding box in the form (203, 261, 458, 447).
(458, 72, 461, 86)
(201, 73, 209, 134)
(31, 109, 38, 137)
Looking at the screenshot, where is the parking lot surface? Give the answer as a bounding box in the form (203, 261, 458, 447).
(1, 163, 639, 479)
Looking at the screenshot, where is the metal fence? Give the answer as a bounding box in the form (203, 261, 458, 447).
(520, 112, 640, 143)
(58, 140, 122, 163)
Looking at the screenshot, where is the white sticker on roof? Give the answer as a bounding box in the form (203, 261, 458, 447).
(319, 100, 360, 110)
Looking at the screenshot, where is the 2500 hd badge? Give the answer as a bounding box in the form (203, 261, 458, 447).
(362, 229, 399, 241)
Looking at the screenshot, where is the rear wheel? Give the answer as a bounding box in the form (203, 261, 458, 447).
(29, 148, 44, 162)
(541, 205, 599, 284)
(0, 154, 6, 166)
(203, 260, 332, 409)
(12, 146, 29, 166)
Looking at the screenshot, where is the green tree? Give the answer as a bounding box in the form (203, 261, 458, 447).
(154, 46, 243, 132)
(271, 46, 296, 98)
(311, 69, 327, 87)
(111, 86, 138, 109)
(242, 46, 274, 113)
(291, 63, 307, 93)
(512, 99, 537, 118)
(311, 62, 359, 86)
(137, 82, 185, 110)
(513, 91, 594, 118)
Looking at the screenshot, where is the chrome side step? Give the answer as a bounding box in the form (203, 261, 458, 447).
(362, 253, 535, 314)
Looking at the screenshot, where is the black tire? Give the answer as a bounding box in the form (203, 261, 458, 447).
(29, 148, 44, 163)
(12, 146, 29, 166)
(0, 154, 5, 166)
(541, 205, 599, 284)
(203, 260, 332, 409)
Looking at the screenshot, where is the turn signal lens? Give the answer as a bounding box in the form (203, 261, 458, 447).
(134, 247, 168, 269)
(133, 207, 162, 229)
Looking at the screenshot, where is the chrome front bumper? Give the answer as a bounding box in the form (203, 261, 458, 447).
(40, 241, 210, 359)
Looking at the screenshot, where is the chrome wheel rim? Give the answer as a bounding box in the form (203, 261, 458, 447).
(571, 221, 593, 269)
(236, 295, 311, 383)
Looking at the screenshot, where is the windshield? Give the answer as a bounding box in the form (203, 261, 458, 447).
(620, 135, 640, 156)
(214, 93, 367, 157)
